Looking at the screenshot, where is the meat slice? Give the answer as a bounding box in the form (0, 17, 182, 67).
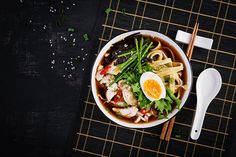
(118, 80, 138, 106)
(112, 106, 138, 118)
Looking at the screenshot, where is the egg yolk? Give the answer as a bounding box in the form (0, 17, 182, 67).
(143, 79, 162, 99)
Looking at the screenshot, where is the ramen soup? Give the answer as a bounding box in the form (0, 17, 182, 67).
(95, 33, 187, 123)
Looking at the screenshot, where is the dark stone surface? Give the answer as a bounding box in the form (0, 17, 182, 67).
(0, 0, 106, 156)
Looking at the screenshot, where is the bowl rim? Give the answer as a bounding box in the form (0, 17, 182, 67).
(91, 30, 193, 128)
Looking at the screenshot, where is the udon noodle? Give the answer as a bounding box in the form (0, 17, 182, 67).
(95, 34, 187, 123)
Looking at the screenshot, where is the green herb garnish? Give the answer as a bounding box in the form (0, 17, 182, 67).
(105, 8, 112, 15)
(174, 128, 182, 138)
(122, 8, 126, 14)
(68, 27, 75, 32)
(83, 33, 89, 41)
(166, 88, 181, 109)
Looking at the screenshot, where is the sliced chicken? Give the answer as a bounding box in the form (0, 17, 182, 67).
(107, 61, 121, 75)
(96, 65, 104, 81)
(110, 101, 126, 107)
(107, 83, 118, 91)
(100, 74, 114, 87)
(106, 90, 117, 102)
(112, 106, 138, 118)
(106, 83, 118, 102)
(118, 80, 138, 106)
(134, 111, 152, 123)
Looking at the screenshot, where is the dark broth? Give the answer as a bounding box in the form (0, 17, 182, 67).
(96, 34, 187, 123)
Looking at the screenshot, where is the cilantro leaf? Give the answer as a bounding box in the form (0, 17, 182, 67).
(105, 8, 112, 15)
(166, 88, 181, 109)
(83, 33, 89, 41)
(155, 99, 165, 113)
(122, 8, 126, 14)
(68, 27, 75, 32)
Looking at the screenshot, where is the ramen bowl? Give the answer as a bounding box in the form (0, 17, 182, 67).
(91, 30, 192, 128)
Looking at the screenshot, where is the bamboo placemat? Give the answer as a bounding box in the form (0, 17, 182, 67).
(73, 0, 236, 156)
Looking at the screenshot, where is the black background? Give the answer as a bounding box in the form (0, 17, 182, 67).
(1, 0, 106, 156)
(1, 0, 236, 157)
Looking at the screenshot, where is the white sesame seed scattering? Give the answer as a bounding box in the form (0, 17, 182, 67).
(45, 1, 90, 80)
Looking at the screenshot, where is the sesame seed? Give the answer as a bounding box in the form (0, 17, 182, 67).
(81, 48, 84, 51)
(52, 53, 55, 55)
(70, 34, 73, 36)
(66, 7, 69, 10)
(61, 1, 63, 4)
(67, 62, 70, 64)
(77, 56, 80, 58)
(51, 60, 55, 64)
(73, 38, 76, 42)
(85, 53, 88, 56)
(82, 68, 85, 71)
(71, 67, 75, 70)
(65, 68, 67, 70)
(63, 75, 65, 77)
(62, 60, 65, 63)
(82, 58, 85, 60)
(73, 3, 75, 6)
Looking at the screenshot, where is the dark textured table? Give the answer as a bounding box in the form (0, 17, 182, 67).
(1, 0, 236, 157)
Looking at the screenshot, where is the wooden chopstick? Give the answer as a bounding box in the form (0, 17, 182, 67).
(160, 121, 169, 140)
(160, 22, 199, 141)
(186, 23, 199, 58)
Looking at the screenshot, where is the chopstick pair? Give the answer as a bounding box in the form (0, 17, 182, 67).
(160, 22, 199, 141)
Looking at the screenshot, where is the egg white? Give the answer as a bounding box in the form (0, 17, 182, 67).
(140, 72, 166, 101)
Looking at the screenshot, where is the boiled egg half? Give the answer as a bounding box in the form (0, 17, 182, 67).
(140, 72, 166, 101)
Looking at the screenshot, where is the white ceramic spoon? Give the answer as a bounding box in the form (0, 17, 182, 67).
(190, 68, 222, 140)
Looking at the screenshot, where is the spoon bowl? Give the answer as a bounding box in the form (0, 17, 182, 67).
(190, 68, 222, 140)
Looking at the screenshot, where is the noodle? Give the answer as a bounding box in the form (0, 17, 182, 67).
(147, 41, 186, 95)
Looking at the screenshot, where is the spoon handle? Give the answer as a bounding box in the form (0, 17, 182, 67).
(190, 103, 208, 140)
